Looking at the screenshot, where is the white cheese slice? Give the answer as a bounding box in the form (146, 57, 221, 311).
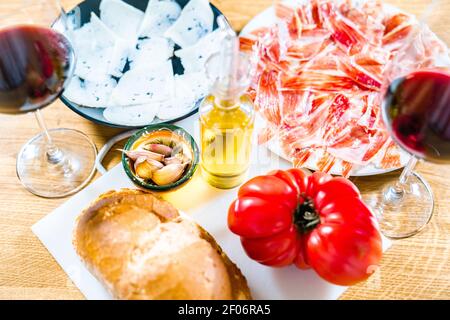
(174, 29, 224, 73)
(99, 0, 144, 42)
(63, 77, 117, 108)
(111, 60, 175, 105)
(103, 103, 159, 126)
(164, 0, 214, 48)
(139, 0, 182, 37)
(128, 37, 174, 69)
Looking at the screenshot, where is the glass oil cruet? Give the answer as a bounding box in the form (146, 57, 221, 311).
(199, 17, 255, 189)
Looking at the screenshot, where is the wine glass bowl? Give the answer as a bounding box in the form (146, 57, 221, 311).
(0, 25, 75, 114)
(382, 69, 450, 164)
(0, 0, 97, 198)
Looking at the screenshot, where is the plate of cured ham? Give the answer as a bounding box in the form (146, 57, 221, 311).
(240, 0, 449, 176)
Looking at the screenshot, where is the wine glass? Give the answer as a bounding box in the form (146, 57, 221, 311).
(366, 0, 450, 239)
(0, 0, 97, 198)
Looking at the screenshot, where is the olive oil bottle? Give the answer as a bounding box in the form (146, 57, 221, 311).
(199, 19, 255, 189)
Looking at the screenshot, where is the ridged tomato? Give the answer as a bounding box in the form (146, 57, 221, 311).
(228, 169, 382, 286)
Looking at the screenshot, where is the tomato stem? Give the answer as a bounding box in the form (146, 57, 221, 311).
(294, 198, 320, 234)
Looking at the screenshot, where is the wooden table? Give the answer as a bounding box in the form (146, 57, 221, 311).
(1, 0, 449, 300)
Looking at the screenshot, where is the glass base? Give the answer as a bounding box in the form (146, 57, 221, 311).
(16, 128, 97, 198)
(364, 172, 434, 239)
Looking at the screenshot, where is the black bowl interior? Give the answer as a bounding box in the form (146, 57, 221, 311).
(61, 0, 223, 129)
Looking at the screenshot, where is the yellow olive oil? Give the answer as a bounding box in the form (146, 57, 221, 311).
(199, 17, 255, 188)
(200, 95, 254, 189)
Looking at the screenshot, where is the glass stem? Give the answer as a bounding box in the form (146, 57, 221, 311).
(35, 109, 64, 165)
(384, 156, 418, 204)
(398, 156, 418, 185)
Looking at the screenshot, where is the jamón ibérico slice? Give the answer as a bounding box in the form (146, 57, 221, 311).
(321, 94, 356, 144)
(319, 2, 366, 52)
(341, 160, 353, 178)
(339, 57, 383, 90)
(279, 90, 304, 119)
(353, 51, 388, 78)
(384, 13, 410, 35)
(362, 130, 389, 162)
(358, 93, 380, 129)
(258, 126, 276, 145)
(301, 28, 332, 39)
(286, 39, 327, 61)
(240, 36, 256, 53)
(380, 140, 401, 169)
(255, 69, 282, 125)
(275, 2, 302, 39)
(291, 148, 313, 168)
(383, 24, 413, 46)
(281, 71, 355, 92)
(327, 124, 370, 149)
(239, 27, 272, 52)
(316, 151, 337, 173)
(308, 93, 330, 115)
(382, 13, 413, 46)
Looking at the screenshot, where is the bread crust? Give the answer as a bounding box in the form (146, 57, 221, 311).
(73, 188, 251, 300)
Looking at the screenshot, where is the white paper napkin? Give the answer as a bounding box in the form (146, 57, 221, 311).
(32, 163, 391, 300)
(32, 115, 391, 300)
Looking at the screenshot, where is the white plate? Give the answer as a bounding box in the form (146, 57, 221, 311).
(241, 2, 410, 176)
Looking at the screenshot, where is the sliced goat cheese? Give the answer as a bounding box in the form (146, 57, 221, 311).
(63, 76, 117, 108)
(174, 29, 224, 73)
(99, 0, 144, 41)
(128, 37, 174, 69)
(104, 103, 159, 126)
(111, 60, 175, 105)
(139, 0, 182, 37)
(164, 0, 214, 48)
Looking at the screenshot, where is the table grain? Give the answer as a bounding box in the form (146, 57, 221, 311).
(0, 0, 449, 300)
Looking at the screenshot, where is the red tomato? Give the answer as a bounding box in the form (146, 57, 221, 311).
(227, 169, 383, 286)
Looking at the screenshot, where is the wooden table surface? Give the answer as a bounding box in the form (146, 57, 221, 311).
(1, 0, 449, 300)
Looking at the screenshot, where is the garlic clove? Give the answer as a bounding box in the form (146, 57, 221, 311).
(144, 144, 173, 157)
(151, 163, 187, 186)
(164, 156, 182, 166)
(135, 163, 154, 180)
(121, 149, 165, 162)
(179, 154, 192, 166)
(133, 156, 148, 171)
(171, 143, 184, 156)
(165, 153, 192, 166)
(134, 157, 164, 180)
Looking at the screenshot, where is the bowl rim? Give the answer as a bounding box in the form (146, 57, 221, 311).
(122, 124, 199, 191)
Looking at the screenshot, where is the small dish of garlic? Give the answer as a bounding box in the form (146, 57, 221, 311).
(122, 124, 199, 191)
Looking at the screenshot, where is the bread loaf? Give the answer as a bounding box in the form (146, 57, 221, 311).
(73, 189, 251, 300)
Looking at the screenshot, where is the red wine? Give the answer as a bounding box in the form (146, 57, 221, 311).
(383, 69, 450, 163)
(0, 25, 74, 114)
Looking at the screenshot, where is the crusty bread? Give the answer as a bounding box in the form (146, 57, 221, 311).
(73, 189, 252, 300)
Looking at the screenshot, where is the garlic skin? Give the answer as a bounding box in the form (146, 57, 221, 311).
(145, 144, 173, 157)
(151, 163, 187, 186)
(121, 149, 165, 162)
